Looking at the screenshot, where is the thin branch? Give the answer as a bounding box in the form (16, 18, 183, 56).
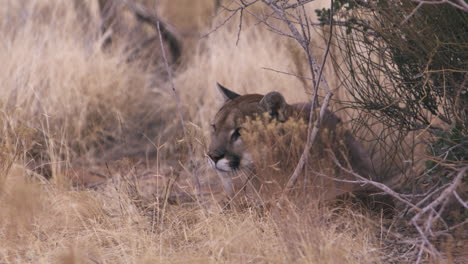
(453, 190, 468, 209)
(411, 0, 468, 12)
(328, 150, 422, 212)
(236, 8, 244, 45)
(234, 1, 297, 40)
(400, 2, 424, 25)
(284, 0, 317, 10)
(154, 1, 202, 194)
(261, 67, 313, 80)
(411, 167, 467, 263)
(283, 0, 334, 189)
(412, 167, 467, 223)
(202, 0, 260, 38)
(201, 8, 239, 38)
(262, 0, 307, 47)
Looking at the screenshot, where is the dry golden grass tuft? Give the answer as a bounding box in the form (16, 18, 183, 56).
(0, 0, 402, 263)
(239, 114, 364, 203)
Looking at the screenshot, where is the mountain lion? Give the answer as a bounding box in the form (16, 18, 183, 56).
(207, 83, 374, 200)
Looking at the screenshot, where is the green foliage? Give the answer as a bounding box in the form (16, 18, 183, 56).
(315, 0, 362, 34)
(321, 1, 467, 133)
(315, 0, 356, 22)
(426, 125, 468, 177)
(316, 1, 467, 189)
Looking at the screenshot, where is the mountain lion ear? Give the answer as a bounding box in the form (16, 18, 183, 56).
(216, 83, 241, 102)
(259, 91, 287, 122)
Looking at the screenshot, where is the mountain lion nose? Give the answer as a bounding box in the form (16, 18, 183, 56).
(208, 152, 224, 163)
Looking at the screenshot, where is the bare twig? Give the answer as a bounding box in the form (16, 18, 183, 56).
(328, 150, 422, 212)
(411, 0, 468, 12)
(284, 0, 317, 10)
(202, 0, 260, 38)
(328, 152, 467, 262)
(411, 182, 450, 211)
(236, 6, 244, 45)
(201, 8, 239, 38)
(453, 190, 467, 208)
(400, 2, 424, 25)
(260, 0, 331, 93)
(410, 166, 467, 263)
(154, 1, 202, 195)
(412, 167, 466, 222)
(281, 0, 334, 189)
(261, 67, 313, 80)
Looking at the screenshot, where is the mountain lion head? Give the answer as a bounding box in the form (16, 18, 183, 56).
(207, 83, 302, 173)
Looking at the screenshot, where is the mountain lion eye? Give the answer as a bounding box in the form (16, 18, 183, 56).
(231, 128, 241, 142)
(211, 123, 216, 132)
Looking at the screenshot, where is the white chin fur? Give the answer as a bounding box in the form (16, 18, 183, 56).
(208, 153, 254, 172)
(215, 158, 233, 172)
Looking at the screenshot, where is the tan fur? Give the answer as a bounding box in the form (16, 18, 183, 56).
(208, 84, 374, 201)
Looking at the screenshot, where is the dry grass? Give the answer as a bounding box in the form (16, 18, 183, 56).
(0, 162, 381, 263)
(0, 0, 423, 263)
